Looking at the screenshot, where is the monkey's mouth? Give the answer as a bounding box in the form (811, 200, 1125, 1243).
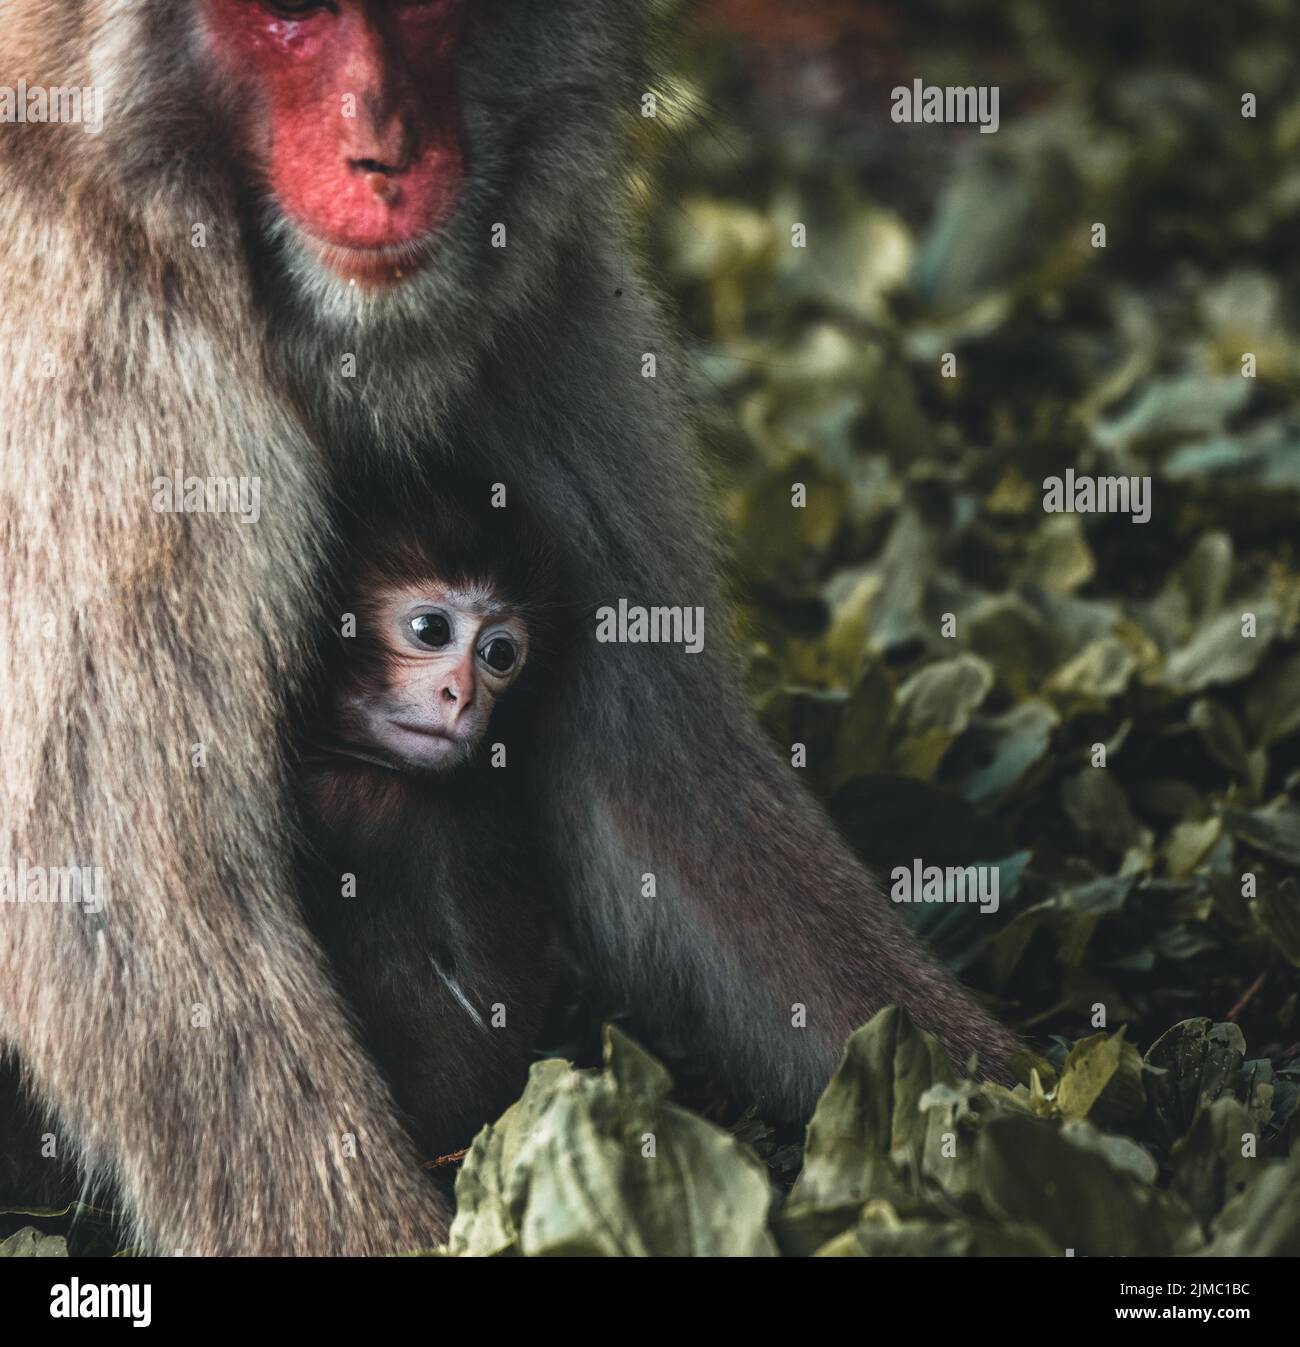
(299, 234, 436, 291)
(386, 721, 472, 769)
(391, 722, 463, 741)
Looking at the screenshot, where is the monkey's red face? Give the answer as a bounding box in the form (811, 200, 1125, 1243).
(339, 582, 529, 771)
(204, 0, 472, 289)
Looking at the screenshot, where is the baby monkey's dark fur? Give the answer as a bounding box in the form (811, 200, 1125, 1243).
(298, 485, 560, 1164)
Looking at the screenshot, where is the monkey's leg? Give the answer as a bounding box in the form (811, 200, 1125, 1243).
(0, 874, 451, 1256)
(543, 649, 1021, 1118)
(0, 578, 450, 1255)
(470, 270, 1020, 1118)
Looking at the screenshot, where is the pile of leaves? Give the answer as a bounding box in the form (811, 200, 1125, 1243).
(442, 1013, 1298, 1256)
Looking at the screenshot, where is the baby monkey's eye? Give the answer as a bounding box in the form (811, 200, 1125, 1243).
(479, 637, 517, 673)
(410, 613, 452, 648)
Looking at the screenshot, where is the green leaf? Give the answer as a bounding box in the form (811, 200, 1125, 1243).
(1251, 876, 1300, 967)
(1161, 606, 1279, 694)
(449, 1028, 777, 1257)
(1061, 768, 1150, 858)
(1222, 800, 1300, 868)
(1246, 651, 1300, 745)
(1058, 1121, 1158, 1184)
(1095, 373, 1250, 452)
(1144, 1019, 1247, 1150)
(1021, 515, 1096, 595)
(890, 655, 994, 779)
(0, 1227, 68, 1257)
(1170, 1097, 1259, 1228)
(1207, 1157, 1300, 1254)
(831, 660, 894, 787)
(814, 1201, 1056, 1257)
(954, 701, 1060, 809)
(1188, 698, 1255, 780)
(736, 456, 845, 571)
(790, 1008, 954, 1209)
(1046, 635, 1139, 705)
(977, 1113, 1201, 1256)
(781, 1009, 957, 1251)
(1055, 1029, 1146, 1125)
(1164, 817, 1223, 879)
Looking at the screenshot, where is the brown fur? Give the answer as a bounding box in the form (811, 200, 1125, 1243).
(0, 2, 455, 1254)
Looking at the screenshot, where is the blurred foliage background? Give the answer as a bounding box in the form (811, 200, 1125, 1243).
(636, 0, 1300, 1079)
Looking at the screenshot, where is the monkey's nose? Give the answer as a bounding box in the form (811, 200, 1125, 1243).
(355, 167, 401, 206)
(439, 679, 474, 724)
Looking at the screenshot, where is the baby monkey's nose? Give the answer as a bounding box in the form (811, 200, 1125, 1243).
(437, 665, 476, 724)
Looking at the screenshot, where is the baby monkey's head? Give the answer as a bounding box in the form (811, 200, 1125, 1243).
(327, 485, 553, 773)
(342, 577, 529, 771)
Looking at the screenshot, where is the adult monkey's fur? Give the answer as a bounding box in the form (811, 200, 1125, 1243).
(0, 1, 1020, 1254)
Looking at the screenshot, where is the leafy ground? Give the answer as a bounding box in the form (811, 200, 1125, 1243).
(445, 1014, 1296, 1257)
(6, 0, 1300, 1260)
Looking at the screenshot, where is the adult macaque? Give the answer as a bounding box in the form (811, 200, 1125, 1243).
(0, 0, 1019, 1254)
(299, 490, 554, 1166)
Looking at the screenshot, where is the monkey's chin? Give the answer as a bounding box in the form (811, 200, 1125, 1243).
(382, 723, 471, 772)
(300, 235, 434, 292)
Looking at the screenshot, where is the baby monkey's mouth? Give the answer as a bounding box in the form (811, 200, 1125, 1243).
(385, 719, 476, 772)
(391, 721, 464, 742)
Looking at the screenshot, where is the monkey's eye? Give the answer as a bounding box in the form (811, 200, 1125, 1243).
(479, 637, 518, 674)
(263, 0, 334, 17)
(410, 612, 452, 648)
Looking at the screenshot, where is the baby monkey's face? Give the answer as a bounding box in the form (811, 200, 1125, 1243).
(339, 580, 529, 772)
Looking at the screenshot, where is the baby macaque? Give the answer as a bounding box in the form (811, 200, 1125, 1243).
(298, 487, 558, 1166)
